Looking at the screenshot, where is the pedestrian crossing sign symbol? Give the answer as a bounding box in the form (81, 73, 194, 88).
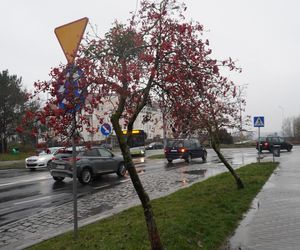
(254, 116, 265, 127)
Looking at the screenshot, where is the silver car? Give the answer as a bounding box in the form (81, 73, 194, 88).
(25, 147, 63, 171)
(49, 147, 126, 184)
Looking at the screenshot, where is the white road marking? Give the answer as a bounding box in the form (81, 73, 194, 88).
(14, 193, 67, 205)
(0, 176, 51, 187)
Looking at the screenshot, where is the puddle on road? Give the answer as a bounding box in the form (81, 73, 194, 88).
(182, 169, 207, 176)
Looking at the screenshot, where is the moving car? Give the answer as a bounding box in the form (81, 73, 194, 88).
(145, 142, 164, 150)
(25, 147, 63, 171)
(49, 146, 126, 184)
(164, 138, 207, 163)
(256, 136, 293, 152)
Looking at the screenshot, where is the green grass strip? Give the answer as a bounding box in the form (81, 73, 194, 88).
(147, 154, 165, 159)
(0, 152, 32, 161)
(28, 162, 277, 250)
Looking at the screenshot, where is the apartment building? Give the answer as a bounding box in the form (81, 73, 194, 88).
(81, 96, 165, 144)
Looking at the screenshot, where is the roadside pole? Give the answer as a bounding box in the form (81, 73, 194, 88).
(54, 17, 89, 240)
(100, 123, 112, 146)
(254, 116, 265, 164)
(258, 126, 261, 163)
(72, 123, 78, 239)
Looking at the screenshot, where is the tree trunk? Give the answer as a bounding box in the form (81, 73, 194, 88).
(111, 117, 163, 250)
(211, 141, 244, 189)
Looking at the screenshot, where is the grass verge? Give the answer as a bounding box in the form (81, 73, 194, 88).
(28, 162, 277, 250)
(0, 152, 32, 161)
(0, 152, 32, 170)
(147, 154, 165, 159)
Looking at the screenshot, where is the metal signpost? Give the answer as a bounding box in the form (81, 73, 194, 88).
(254, 116, 265, 163)
(55, 17, 88, 239)
(58, 66, 84, 112)
(100, 123, 112, 144)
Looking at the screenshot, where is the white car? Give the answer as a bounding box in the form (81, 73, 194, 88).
(25, 147, 63, 171)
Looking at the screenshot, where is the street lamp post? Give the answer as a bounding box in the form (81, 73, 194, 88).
(278, 106, 285, 137)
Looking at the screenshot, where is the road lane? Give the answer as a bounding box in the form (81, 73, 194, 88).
(0, 146, 288, 249)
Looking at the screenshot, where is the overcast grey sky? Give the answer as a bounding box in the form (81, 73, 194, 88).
(1, 0, 299, 134)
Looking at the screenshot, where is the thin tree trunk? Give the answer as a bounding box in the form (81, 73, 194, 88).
(111, 117, 163, 250)
(211, 141, 244, 189)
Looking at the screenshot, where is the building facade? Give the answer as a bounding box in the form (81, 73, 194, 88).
(81, 96, 165, 144)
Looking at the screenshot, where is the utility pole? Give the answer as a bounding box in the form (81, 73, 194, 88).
(278, 106, 285, 137)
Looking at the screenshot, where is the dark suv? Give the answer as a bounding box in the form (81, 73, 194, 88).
(164, 138, 207, 163)
(256, 136, 293, 152)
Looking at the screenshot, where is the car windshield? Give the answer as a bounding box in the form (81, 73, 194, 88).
(167, 140, 184, 147)
(48, 147, 61, 154)
(38, 151, 48, 156)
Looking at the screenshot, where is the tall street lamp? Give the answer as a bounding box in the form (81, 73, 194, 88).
(278, 105, 285, 136)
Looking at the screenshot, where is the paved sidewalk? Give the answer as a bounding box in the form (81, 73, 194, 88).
(230, 145, 300, 250)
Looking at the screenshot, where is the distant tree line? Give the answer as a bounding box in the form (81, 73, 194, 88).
(0, 70, 40, 153)
(282, 116, 300, 137)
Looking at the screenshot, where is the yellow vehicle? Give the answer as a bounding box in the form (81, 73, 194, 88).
(122, 129, 146, 157)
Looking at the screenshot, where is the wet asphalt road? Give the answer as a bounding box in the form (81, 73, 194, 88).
(1, 147, 297, 249)
(0, 147, 259, 228)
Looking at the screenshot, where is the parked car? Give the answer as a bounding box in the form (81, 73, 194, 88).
(49, 146, 126, 184)
(256, 136, 293, 152)
(146, 142, 164, 150)
(164, 138, 207, 163)
(25, 147, 63, 171)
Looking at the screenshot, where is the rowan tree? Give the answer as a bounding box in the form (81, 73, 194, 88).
(164, 58, 246, 189)
(22, 0, 246, 248)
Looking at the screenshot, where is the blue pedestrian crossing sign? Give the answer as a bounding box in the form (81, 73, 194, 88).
(254, 116, 265, 127)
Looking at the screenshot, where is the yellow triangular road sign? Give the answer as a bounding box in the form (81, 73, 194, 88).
(55, 17, 88, 64)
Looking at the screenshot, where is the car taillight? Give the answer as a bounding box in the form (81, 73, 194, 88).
(264, 142, 268, 147)
(52, 157, 58, 161)
(180, 148, 186, 153)
(164, 149, 169, 153)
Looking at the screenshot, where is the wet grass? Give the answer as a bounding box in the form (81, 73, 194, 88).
(28, 162, 277, 250)
(0, 152, 33, 161)
(0, 162, 25, 170)
(147, 154, 165, 159)
(0, 152, 32, 170)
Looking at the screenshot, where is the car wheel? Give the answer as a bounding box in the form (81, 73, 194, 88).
(47, 160, 52, 170)
(78, 168, 93, 185)
(287, 147, 292, 152)
(202, 151, 207, 162)
(53, 176, 65, 182)
(167, 159, 173, 163)
(185, 154, 192, 163)
(117, 163, 127, 177)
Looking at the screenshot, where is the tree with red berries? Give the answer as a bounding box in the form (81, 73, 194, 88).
(164, 57, 246, 189)
(23, 0, 246, 248)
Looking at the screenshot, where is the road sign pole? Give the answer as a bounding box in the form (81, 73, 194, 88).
(55, 18, 88, 240)
(254, 116, 265, 164)
(72, 118, 78, 239)
(258, 127, 261, 163)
